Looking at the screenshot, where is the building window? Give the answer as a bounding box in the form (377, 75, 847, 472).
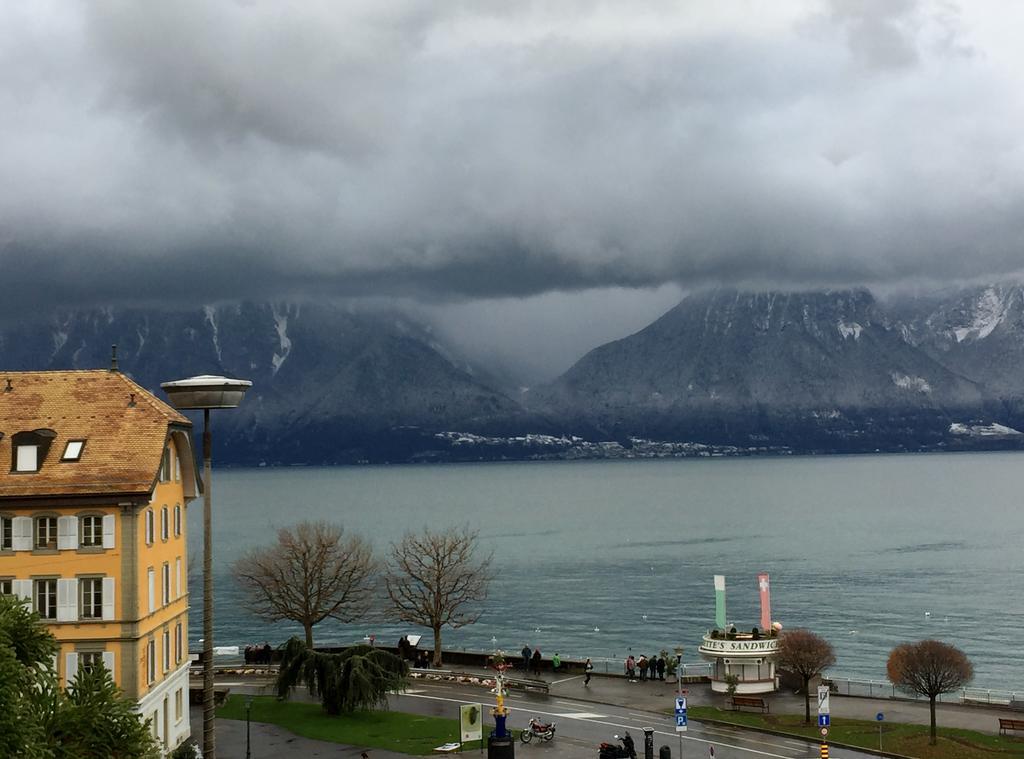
(147, 568, 155, 613)
(80, 577, 103, 619)
(175, 688, 183, 722)
(15, 444, 39, 472)
(175, 622, 182, 663)
(159, 448, 172, 482)
(173, 505, 181, 537)
(145, 509, 154, 545)
(35, 517, 57, 550)
(0, 579, 11, 595)
(147, 640, 156, 684)
(61, 440, 85, 461)
(1, 516, 11, 551)
(160, 507, 168, 541)
(174, 454, 181, 482)
(35, 579, 57, 619)
(79, 651, 103, 673)
(80, 516, 102, 547)
(163, 630, 170, 672)
(161, 564, 170, 606)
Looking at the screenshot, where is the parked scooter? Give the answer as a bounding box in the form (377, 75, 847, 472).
(520, 717, 556, 743)
(598, 731, 636, 759)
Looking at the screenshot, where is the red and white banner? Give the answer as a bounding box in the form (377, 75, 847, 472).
(758, 573, 771, 631)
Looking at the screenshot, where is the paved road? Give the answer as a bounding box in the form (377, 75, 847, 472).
(207, 674, 877, 759)
(393, 678, 878, 759)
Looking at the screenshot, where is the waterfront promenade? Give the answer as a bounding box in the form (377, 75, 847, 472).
(200, 665, 1019, 757)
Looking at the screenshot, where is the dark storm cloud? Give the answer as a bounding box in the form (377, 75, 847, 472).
(2, 0, 1023, 315)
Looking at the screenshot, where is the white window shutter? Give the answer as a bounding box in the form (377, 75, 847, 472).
(102, 651, 115, 679)
(12, 517, 32, 551)
(175, 558, 182, 598)
(102, 577, 115, 621)
(148, 569, 155, 614)
(102, 514, 116, 549)
(56, 578, 78, 621)
(13, 579, 32, 606)
(65, 652, 79, 685)
(57, 516, 79, 550)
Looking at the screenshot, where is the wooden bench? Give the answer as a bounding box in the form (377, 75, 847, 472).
(999, 718, 1024, 735)
(730, 696, 769, 714)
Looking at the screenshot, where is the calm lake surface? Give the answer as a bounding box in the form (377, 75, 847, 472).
(189, 453, 1024, 689)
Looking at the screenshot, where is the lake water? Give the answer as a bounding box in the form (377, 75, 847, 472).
(188, 453, 1024, 689)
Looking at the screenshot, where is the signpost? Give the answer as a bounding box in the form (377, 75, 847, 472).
(817, 685, 830, 758)
(674, 647, 685, 759)
(877, 712, 885, 752)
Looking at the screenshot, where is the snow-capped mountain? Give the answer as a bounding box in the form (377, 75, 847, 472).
(0, 303, 546, 463)
(530, 289, 1000, 451)
(900, 283, 1024, 399)
(3, 287, 1024, 462)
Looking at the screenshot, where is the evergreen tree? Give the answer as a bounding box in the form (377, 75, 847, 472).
(276, 639, 408, 715)
(0, 595, 159, 759)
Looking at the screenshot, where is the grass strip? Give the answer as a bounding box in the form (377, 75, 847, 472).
(218, 695, 487, 755)
(687, 706, 1024, 759)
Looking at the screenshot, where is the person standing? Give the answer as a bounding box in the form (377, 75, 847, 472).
(638, 655, 649, 682)
(521, 644, 532, 672)
(531, 647, 542, 676)
(552, 652, 561, 675)
(656, 655, 666, 681)
(584, 658, 594, 686)
(625, 655, 636, 681)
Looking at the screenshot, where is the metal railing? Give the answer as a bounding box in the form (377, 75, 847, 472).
(825, 676, 1019, 706)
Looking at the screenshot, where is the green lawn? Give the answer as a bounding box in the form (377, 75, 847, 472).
(218, 695, 488, 755)
(687, 706, 1024, 759)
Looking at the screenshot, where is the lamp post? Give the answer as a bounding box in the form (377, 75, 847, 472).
(161, 375, 251, 759)
(245, 696, 253, 759)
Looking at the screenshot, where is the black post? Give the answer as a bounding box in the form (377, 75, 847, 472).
(643, 728, 654, 759)
(245, 697, 252, 759)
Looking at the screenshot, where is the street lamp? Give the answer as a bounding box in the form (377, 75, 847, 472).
(245, 696, 253, 759)
(161, 374, 252, 759)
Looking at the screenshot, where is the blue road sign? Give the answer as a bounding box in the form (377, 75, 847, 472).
(675, 697, 688, 732)
(818, 714, 830, 727)
(876, 712, 884, 722)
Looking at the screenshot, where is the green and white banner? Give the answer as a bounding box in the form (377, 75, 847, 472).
(714, 575, 726, 630)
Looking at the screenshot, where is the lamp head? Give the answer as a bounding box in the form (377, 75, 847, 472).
(161, 375, 252, 409)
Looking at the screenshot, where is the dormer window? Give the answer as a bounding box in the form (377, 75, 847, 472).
(10, 429, 56, 473)
(61, 440, 86, 461)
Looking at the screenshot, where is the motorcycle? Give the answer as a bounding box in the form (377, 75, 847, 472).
(520, 717, 556, 743)
(598, 732, 636, 759)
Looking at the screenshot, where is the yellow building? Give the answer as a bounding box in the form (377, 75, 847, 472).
(0, 369, 196, 754)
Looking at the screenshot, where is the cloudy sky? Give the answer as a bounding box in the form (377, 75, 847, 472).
(3, 1, 1024, 377)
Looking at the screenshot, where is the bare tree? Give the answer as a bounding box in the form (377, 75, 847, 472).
(887, 639, 973, 745)
(385, 526, 493, 667)
(231, 521, 376, 648)
(775, 628, 836, 724)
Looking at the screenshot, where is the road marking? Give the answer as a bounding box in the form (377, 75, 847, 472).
(398, 691, 801, 758)
(557, 712, 607, 719)
(551, 675, 584, 685)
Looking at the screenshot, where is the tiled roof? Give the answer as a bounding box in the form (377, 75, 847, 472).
(0, 370, 191, 499)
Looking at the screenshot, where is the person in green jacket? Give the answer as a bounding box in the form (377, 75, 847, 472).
(552, 652, 561, 674)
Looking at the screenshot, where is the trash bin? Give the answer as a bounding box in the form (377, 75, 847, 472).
(659, 746, 671, 759)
